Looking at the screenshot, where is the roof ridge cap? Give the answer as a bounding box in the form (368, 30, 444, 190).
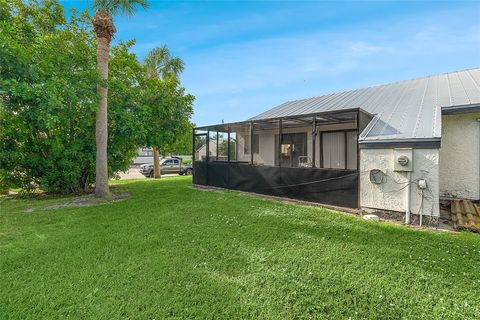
(284, 67, 480, 104)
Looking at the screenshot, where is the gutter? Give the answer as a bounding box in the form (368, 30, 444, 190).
(442, 103, 480, 115)
(358, 138, 441, 149)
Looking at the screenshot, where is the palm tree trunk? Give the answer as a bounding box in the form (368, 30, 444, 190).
(153, 148, 161, 179)
(95, 36, 110, 198)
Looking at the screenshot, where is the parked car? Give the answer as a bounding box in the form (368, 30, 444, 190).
(178, 164, 193, 176)
(139, 157, 192, 177)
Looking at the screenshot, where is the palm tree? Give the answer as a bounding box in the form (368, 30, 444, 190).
(144, 46, 184, 179)
(91, 0, 148, 197)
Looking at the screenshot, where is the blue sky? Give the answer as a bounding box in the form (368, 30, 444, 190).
(62, 1, 480, 126)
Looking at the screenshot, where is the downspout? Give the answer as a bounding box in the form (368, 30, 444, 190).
(405, 171, 411, 224)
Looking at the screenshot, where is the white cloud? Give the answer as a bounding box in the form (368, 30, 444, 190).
(348, 41, 391, 55)
(121, 3, 480, 125)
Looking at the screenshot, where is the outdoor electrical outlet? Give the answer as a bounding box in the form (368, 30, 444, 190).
(418, 179, 427, 189)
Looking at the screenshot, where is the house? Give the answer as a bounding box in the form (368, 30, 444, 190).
(195, 136, 227, 161)
(133, 148, 192, 165)
(133, 148, 154, 164)
(192, 68, 480, 223)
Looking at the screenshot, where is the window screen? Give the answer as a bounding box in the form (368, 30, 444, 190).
(346, 131, 357, 169)
(194, 135, 207, 162)
(275, 133, 307, 167)
(244, 134, 259, 154)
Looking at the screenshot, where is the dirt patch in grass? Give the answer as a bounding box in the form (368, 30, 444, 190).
(23, 193, 130, 212)
(46, 193, 130, 209)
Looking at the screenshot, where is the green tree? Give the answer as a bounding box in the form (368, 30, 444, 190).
(218, 139, 237, 160)
(162, 120, 194, 156)
(144, 45, 185, 80)
(0, 0, 146, 193)
(91, 0, 148, 197)
(143, 46, 186, 178)
(140, 77, 194, 176)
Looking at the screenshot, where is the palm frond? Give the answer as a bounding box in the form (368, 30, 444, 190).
(144, 46, 170, 68)
(92, 0, 149, 16)
(144, 45, 184, 80)
(166, 57, 185, 76)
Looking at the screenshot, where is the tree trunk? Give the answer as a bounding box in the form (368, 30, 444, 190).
(95, 36, 110, 198)
(153, 148, 161, 179)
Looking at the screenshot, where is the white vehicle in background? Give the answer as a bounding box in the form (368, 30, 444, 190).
(133, 148, 192, 165)
(133, 148, 154, 165)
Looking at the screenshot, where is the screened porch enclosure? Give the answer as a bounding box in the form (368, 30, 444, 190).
(193, 108, 372, 208)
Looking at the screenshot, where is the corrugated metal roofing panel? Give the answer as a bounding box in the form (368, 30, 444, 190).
(461, 70, 480, 102)
(448, 72, 470, 106)
(249, 68, 480, 142)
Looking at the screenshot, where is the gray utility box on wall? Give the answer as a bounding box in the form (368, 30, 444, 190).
(393, 148, 413, 172)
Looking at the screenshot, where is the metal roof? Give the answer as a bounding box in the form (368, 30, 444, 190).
(250, 68, 480, 144)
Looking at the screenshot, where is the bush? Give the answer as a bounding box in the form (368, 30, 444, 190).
(0, 169, 9, 194)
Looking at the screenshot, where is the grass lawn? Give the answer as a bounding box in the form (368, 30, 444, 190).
(1, 177, 479, 319)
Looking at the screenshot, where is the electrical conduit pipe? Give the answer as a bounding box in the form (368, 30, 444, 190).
(405, 171, 411, 224)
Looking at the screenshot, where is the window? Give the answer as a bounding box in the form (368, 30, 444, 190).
(281, 144, 291, 157)
(244, 134, 259, 154)
(275, 133, 307, 167)
(321, 131, 357, 169)
(173, 159, 180, 165)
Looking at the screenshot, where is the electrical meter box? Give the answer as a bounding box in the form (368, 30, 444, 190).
(393, 148, 413, 172)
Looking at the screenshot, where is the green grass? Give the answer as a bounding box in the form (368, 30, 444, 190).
(1, 177, 479, 319)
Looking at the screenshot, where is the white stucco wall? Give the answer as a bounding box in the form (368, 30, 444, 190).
(439, 112, 480, 200)
(360, 148, 440, 216)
